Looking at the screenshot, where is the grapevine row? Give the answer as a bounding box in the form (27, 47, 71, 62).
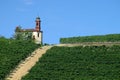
(22, 45, 120, 80)
(0, 39, 39, 80)
(60, 34, 120, 43)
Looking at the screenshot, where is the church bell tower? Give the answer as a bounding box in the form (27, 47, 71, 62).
(35, 17, 41, 32)
(32, 16, 43, 44)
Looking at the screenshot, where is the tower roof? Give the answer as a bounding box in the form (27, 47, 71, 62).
(36, 16, 40, 19)
(36, 16, 41, 21)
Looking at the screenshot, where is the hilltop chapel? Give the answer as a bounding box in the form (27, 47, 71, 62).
(15, 17, 43, 44)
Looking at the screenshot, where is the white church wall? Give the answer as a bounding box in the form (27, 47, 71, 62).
(32, 32, 42, 44)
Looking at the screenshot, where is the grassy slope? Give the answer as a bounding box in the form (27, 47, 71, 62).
(22, 46, 120, 80)
(60, 34, 120, 43)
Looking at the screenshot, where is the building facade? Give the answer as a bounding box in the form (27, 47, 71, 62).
(15, 17, 43, 44)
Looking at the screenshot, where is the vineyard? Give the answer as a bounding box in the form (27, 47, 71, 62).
(0, 39, 39, 80)
(60, 34, 120, 43)
(22, 46, 120, 80)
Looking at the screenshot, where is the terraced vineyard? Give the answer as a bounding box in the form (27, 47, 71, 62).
(0, 39, 39, 80)
(60, 34, 120, 43)
(22, 46, 120, 80)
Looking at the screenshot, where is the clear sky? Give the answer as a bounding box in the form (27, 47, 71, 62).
(0, 0, 120, 44)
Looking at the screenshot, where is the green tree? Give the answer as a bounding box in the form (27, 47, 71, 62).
(14, 26, 32, 41)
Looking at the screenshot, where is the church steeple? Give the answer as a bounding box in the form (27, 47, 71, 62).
(35, 17, 41, 32)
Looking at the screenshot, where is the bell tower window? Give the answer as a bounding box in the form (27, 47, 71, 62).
(36, 23, 39, 26)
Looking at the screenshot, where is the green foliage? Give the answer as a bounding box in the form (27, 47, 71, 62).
(15, 26, 22, 32)
(14, 26, 33, 41)
(60, 34, 120, 43)
(14, 32, 33, 40)
(0, 39, 39, 80)
(14, 32, 24, 40)
(43, 43, 50, 46)
(22, 46, 120, 80)
(0, 36, 6, 39)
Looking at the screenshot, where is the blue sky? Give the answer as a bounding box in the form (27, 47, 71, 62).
(0, 0, 120, 44)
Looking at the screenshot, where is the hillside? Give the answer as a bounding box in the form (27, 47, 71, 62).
(0, 39, 39, 80)
(6, 46, 52, 80)
(22, 46, 120, 80)
(60, 34, 120, 43)
(1, 33, 120, 80)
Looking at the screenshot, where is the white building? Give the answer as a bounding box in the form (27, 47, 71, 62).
(15, 17, 43, 44)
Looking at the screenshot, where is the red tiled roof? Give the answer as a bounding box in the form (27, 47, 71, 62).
(20, 29, 38, 32)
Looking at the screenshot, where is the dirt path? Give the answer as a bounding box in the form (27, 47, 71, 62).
(6, 46, 52, 80)
(55, 42, 120, 47)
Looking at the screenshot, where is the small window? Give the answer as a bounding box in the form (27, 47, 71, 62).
(38, 33, 39, 37)
(33, 35, 35, 40)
